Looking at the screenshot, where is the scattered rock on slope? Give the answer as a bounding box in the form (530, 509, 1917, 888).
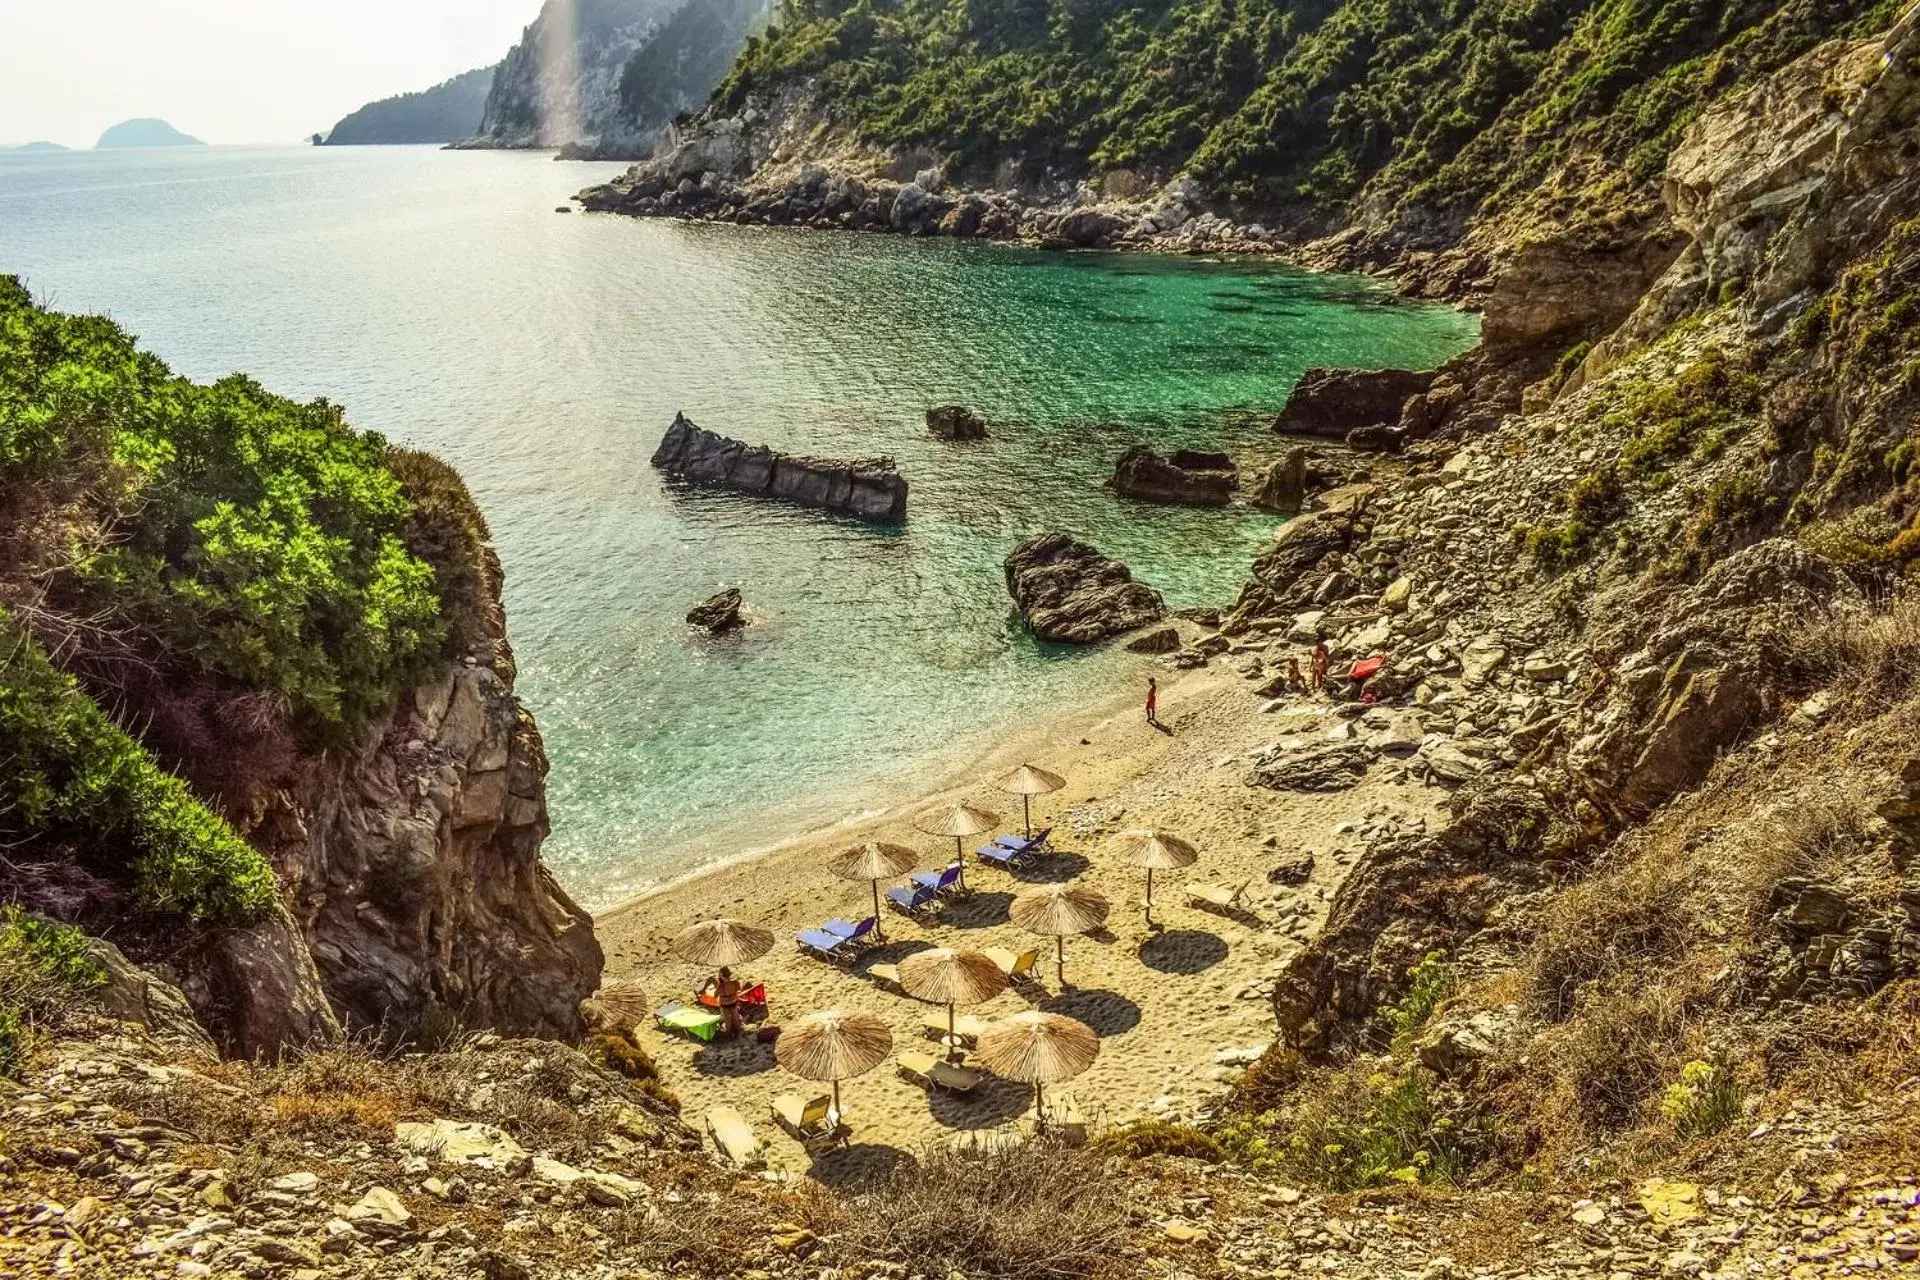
(1005, 531, 1166, 643)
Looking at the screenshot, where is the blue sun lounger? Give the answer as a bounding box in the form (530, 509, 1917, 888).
(798, 915, 875, 961)
(976, 828, 1053, 868)
(887, 864, 960, 915)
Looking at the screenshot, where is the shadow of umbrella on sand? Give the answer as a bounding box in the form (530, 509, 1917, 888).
(975, 1010, 1100, 1130)
(899, 946, 1009, 1062)
(775, 1009, 893, 1125)
(1110, 829, 1198, 927)
(1009, 881, 1110, 986)
(827, 841, 919, 941)
(915, 804, 1000, 891)
(998, 763, 1065, 838)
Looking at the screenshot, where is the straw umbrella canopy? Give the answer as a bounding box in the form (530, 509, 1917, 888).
(975, 1010, 1100, 1124)
(672, 918, 775, 968)
(998, 763, 1066, 837)
(774, 1009, 893, 1119)
(1009, 882, 1110, 984)
(914, 804, 999, 889)
(898, 947, 1009, 1061)
(827, 840, 919, 939)
(1111, 828, 1199, 924)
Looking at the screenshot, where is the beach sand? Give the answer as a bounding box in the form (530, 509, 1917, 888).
(596, 665, 1444, 1179)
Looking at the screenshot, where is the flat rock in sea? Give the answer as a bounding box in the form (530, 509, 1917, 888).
(687, 588, 746, 633)
(926, 404, 989, 441)
(1004, 531, 1166, 644)
(651, 412, 908, 522)
(1111, 445, 1236, 506)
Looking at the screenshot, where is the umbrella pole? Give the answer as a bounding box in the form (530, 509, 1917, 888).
(1056, 934, 1066, 986)
(871, 879, 884, 940)
(1034, 1080, 1045, 1130)
(832, 1078, 842, 1126)
(1023, 794, 1033, 839)
(1146, 866, 1155, 925)
(947, 1002, 959, 1063)
(954, 835, 967, 891)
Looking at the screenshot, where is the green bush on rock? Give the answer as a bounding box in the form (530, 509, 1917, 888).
(0, 907, 106, 1077)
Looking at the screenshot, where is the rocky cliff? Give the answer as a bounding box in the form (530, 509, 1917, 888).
(463, 0, 767, 156)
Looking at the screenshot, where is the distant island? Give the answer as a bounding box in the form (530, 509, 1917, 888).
(4, 141, 70, 153)
(95, 118, 204, 149)
(319, 67, 496, 146)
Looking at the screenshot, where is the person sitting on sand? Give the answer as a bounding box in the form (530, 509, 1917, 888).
(703, 966, 743, 1036)
(1286, 656, 1306, 691)
(1146, 676, 1159, 727)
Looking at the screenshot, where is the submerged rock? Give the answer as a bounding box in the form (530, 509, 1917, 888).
(926, 405, 989, 440)
(687, 588, 746, 633)
(652, 412, 909, 522)
(1004, 531, 1167, 644)
(1111, 446, 1236, 506)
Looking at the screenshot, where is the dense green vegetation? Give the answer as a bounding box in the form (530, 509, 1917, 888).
(0, 907, 106, 1076)
(717, 0, 1900, 210)
(619, 0, 771, 128)
(322, 67, 496, 146)
(0, 276, 445, 741)
(0, 610, 279, 925)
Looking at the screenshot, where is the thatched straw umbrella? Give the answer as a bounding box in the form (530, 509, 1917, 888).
(898, 947, 1009, 1061)
(579, 978, 649, 1038)
(1111, 829, 1199, 925)
(914, 803, 999, 890)
(827, 841, 919, 939)
(1009, 882, 1110, 985)
(975, 1010, 1099, 1126)
(671, 918, 775, 968)
(998, 763, 1065, 837)
(774, 1009, 893, 1120)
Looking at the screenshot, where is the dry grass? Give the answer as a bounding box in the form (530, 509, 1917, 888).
(822, 1142, 1132, 1280)
(1787, 587, 1920, 716)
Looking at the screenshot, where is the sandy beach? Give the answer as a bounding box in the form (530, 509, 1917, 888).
(597, 661, 1444, 1177)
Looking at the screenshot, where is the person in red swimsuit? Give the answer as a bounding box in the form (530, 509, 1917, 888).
(1145, 676, 1159, 726)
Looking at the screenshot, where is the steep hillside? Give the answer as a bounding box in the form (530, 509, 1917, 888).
(321, 67, 496, 145)
(0, 278, 599, 1055)
(464, 0, 767, 156)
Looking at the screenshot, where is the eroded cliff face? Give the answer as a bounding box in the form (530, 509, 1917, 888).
(253, 549, 602, 1044)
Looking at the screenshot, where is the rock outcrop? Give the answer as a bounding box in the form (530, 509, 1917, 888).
(1111, 446, 1237, 506)
(1275, 368, 1436, 441)
(651, 413, 909, 522)
(687, 588, 746, 632)
(926, 405, 989, 440)
(1251, 447, 1311, 512)
(254, 559, 603, 1042)
(1004, 532, 1166, 644)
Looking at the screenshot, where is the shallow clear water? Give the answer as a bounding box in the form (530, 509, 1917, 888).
(0, 146, 1478, 906)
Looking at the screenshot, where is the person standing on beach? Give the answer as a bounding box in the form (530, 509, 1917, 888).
(1145, 676, 1159, 727)
(714, 966, 742, 1037)
(1311, 642, 1330, 695)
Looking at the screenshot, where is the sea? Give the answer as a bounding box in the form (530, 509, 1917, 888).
(0, 144, 1479, 908)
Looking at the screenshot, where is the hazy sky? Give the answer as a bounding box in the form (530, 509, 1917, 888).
(0, 1, 541, 147)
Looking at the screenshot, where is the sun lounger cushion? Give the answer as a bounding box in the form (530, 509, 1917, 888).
(822, 918, 864, 937)
(976, 842, 1027, 867)
(1187, 881, 1250, 909)
(706, 1105, 765, 1167)
(797, 927, 848, 956)
(923, 1013, 990, 1045)
(887, 884, 936, 914)
(982, 946, 1040, 981)
(867, 963, 900, 987)
(898, 1051, 980, 1092)
(771, 1093, 834, 1137)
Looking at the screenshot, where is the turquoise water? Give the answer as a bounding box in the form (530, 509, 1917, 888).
(0, 146, 1478, 906)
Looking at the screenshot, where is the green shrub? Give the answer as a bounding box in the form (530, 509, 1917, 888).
(1613, 350, 1762, 478)
(0, 277, 444, 741)
(0, 908, 107, 1077)
(1091, 1119, 1224, 1161)
(1384, 951, 1456, 1053)
(1659, 1058, 1743, 1137)
(0, 611, 278, 925)
(1525, 518, 1594, 569)
(1566, 465, 1628, 526)
(1218, 1066, 1489, 1190)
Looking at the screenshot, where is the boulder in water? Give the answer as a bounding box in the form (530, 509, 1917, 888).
(927, 405, 989, 441)
(1275, 367, 1435, 439)
(1111, 446, 1236, 506)
(1252, 446, 1310, 512)
(652, 413, 908, 522)
(1004, 532, 1167, 644)
(688, 588, 746, 633)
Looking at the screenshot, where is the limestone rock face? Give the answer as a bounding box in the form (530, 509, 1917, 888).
(85, 937, 219, 1058)
(1004, 532, 1167, 644)
(652, 413, 909, 522)
(251, 543, 603, 1043)
(1478, 235, 1686, 351)
(1564, 541, 1859, 823)
(1275, 368, 1434, 439)
(1111, 446, 1236, 506)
